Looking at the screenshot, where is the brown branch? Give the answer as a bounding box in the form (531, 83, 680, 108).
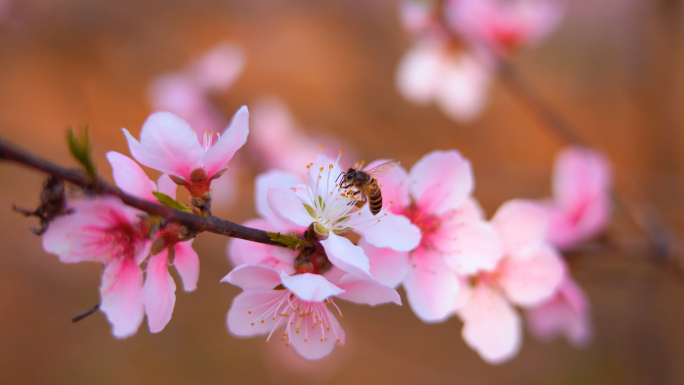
(0, 135, 284, 248)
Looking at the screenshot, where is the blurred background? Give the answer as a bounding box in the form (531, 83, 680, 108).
(0, 0, 683, 384)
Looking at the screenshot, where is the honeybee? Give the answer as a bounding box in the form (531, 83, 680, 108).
(340, 160, 400, 215)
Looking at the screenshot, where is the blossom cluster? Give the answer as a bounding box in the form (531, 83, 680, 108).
(42, 107, 249, 337)
(36, 76, 611, 365)
(396, 0, 565, 121)
(227, 144, 610, 362)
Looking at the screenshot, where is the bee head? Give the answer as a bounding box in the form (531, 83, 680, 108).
(344, 168, 356, 182)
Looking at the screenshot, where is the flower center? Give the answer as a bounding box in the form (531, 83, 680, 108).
(402, 202, 441, 246)
(247, 291, 344, 346)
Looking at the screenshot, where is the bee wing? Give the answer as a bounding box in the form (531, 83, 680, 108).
(365, 160, 400, 178)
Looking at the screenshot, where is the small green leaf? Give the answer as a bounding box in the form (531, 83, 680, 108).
(67, 126, 97, 179)
(266, 231, 306, 249)
(152, 191, 193, 213)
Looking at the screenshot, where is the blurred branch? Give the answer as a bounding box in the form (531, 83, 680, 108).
(497, 62, 588, 146)
(0, 136, 284, 248)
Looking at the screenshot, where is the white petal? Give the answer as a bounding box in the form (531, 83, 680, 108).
(280, 272, 344, 302)
(319, 232, 372, 279)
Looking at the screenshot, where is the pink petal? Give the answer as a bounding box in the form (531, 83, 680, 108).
(363, 159, 411, 214)
(403, 248, 460, 322)
(100, 258, 145, 339)
(267, 188, 314, 228)
(256, 170, 303, 231)
(499, 244, 564, 307)
(396, 43, 442, 104)
(359, 238, 410, 288)
(280, 272, 344, 302)
(355, 212, 421, 252)
(156, 174, 177, 198)
(319, 232, 372, 279)
(335, 274, 401, 306)
(554, 146, 611, 210)
(492, 199, 548, 257)
(459, 283, 522, 364)
(435, 53, 491, 122)
(106, 151, 155, 201)
(409, 150, 474, 216)
(227, 290, 287, 336)
(222, 264, 282, 291)
(123, 112, 204, 180)
(173, 240, 199, 292)
(189, 42, 245, 91)
(42, 197, 143, 264)
(526, 276, 592, 348)
(203, 106, 249, 178)
(289, 310, 345, 360)
(142, 250, 176, 333)
(439, 218, 503, 274)
(227, 219, 295, 273)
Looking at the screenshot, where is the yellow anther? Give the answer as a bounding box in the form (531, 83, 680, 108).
(247, 311, 251, 314)
(329, 164, 333, 169)
(319, 146, 324, 150)
(339, 149, 343, 153)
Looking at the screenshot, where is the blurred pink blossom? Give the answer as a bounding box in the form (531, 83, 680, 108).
(527, 266, 592, 348)
(42, 197, 151, 338)
(446, 0, 565, 56)
(148, 42, 245, 136)
(457, 200, 564, 363)
(363, 151, 503, 322)
(250, 99, 357, 174)
(541, 146, 612, 250)
(396, 0, 564, 122)
(396, 42, 493, 122)
(223, 264, 400, 360)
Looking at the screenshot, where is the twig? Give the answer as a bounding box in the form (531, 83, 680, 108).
(0, 136, 284, 248)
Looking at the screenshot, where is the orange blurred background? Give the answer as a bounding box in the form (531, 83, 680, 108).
(1, 0, 683, 384)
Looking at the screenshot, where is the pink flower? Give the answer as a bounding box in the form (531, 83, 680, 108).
(107, 151, 200, 333)
(123, 107, 248, 183)
(42, 197, 151, 338)
(224, 264, 400, 360)
(457, 200, 564, 363)
(446, 0, 565, 56)
(265, 151, 421, 278)
(363, 151, 503, 322)
(527, 268, 592, 348)
(396, 41, 493, 122)
(541, 146, 612, 250)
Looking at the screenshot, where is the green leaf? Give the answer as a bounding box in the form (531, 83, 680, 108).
(67, 126, 97, 179)
(152, 191, 193, 213)
(266, 231, 306, 249)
